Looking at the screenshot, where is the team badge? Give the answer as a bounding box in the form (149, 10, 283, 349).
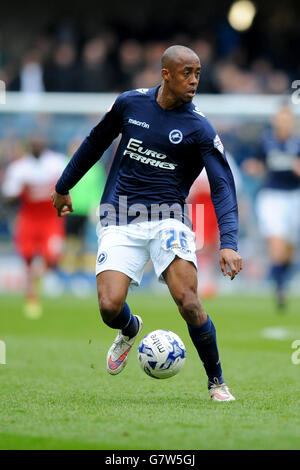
(213, 134, 224, 154)
(169, 129, 183, 144)
(97, 252, 107, 264)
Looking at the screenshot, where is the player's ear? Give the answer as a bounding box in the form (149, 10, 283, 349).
(161, 68, 170, 82)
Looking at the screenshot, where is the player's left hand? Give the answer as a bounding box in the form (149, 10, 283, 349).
(51, 190, 74, 217)
(219, 248, 243, 280)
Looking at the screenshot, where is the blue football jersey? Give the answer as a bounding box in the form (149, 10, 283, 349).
(56, 86, 238, 250)
(257, 130, 300, 190)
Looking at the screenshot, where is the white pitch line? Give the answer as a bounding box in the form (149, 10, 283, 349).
(261, 327, 291, 340)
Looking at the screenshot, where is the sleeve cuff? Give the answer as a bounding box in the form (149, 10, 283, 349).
(55, 182, 69, 195)
(220, 244, 238, 251)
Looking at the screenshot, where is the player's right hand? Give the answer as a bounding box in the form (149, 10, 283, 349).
(51, 190, 74, 217)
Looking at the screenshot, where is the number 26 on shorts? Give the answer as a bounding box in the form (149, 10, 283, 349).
(165, 229, 188, 250)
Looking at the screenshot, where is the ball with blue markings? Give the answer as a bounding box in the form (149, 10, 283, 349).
(137, 330, 186, 379)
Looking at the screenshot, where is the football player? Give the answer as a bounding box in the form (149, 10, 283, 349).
(243, 106, 300, 309)
(2, 136, 66, 318)
(52, 45, 242, 401)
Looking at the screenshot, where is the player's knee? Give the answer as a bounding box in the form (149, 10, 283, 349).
(98, 296, 124, 324)
(176, 290, 205, 324)
(177, 290, 198, 313)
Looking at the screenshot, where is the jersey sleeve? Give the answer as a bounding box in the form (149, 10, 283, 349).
(55, 94, 125, 194)
(195, 121, 239, 251)
(2, 163, 24, 198)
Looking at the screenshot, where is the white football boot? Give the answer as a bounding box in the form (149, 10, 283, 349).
(106, 315, 143, 375)
(209, 379, 235, 402)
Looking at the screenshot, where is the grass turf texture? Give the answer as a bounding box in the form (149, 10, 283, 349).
(0, 292, 300, 450)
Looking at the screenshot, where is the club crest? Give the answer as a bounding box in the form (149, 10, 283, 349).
(169, 129, 183, 144)
(97, 252, 107, 264)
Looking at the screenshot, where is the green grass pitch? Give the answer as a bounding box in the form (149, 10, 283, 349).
(0, 292, 300, 450)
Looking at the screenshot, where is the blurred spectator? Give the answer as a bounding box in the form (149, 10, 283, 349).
(215, 61, 260, 94)
(117, 40, 144, 91)
(266, 70, 290, 94)
(192, 39, 219, 94)
(0, 29, 8, 70)
(132, 41, 167, 89)
(0, 31, 296, 96)
(44, 42, 80, 92)
(144, 41, 166, 68)
(251, 58, 273, 91)
(34, 32, 54, 64)
(250, 59, 290, 94)
(8, 49, 45, 93)
(0, 1, 299, 97)
(79, 37, 116, 92)
(133, 64, 161, 89)
(214, 62, 241, 93)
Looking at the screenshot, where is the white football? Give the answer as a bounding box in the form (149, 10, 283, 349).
(137, 329, 186, 379)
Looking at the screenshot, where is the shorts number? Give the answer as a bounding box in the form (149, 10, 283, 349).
(166, 230, 187, 250)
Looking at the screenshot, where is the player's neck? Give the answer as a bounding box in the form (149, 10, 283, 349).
(275, 130, 291, 142)
(156, 84, 183, 110)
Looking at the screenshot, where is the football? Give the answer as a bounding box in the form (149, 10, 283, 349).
(137, 329, 186, 379)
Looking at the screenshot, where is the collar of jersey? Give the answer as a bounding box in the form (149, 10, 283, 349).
(150, 85, 192, 113)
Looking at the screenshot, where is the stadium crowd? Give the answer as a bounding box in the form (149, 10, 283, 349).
(0, 4, 299, 303)
(0, 28, 293, 95)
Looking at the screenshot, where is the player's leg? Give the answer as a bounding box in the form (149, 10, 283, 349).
(97, 270, 139, 335)
(15, 216, 43, 318)
(163, 257, 235, 401)
(38, 222, 66, 308)
(96, 270, 143, 375)
(22, 256, 43, 319)
(268, 236, 294, 309)
(95, 224, 149, 374)
(256, 189, 296, 310)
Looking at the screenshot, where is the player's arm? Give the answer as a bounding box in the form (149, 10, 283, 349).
(52, 95, 125, 216)
(292, 154, 300, 178)
(51, 191, 74, 217)
(197, 129, 242, 280)
(204, 155, 242, 280)
(1, 163, 24, 202)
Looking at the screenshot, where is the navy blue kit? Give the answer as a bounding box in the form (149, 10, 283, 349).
(56, 86, 238, 251)
(257, 130, 300, 190)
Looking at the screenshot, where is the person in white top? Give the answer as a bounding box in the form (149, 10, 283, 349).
(2, 135, 67, 318)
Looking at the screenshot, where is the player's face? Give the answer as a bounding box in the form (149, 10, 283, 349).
(29, 138, 46, 158)
(272, 108, 294, 141)
(165, 57, 201, 103)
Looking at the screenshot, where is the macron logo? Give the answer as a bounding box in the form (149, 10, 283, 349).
(193, 106, 205, 117)
(128, 118, 150, 129)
